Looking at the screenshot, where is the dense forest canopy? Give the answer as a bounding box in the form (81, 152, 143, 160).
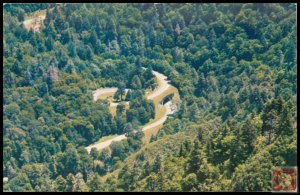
(3, 3, 297, 192)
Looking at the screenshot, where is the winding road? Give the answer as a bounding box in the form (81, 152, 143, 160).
(146, 71, 170, 100)
(85, 70, 177, 153)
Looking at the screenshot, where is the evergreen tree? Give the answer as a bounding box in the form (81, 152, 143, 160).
(87, 173, 102, 192)
(86, 46, 94, 60)
(65, 173, 75, 192)
(131, 75, 142, 90)
(53, 175, 67, 192)
(90, 29, 98, 47)
(189, 102, 201, 122)
(73, 173, 89, 192)
(239, 113, 258, 155)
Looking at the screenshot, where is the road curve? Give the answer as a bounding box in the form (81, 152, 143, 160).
(147, 71, 170, 100)
(92, 88, 118, 101)
(142, 101, 173, 131)
(86, 70, 176, 153)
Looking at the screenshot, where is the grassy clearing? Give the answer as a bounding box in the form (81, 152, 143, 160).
(97, 92, 115, 101)
(23, 12, 46, 32)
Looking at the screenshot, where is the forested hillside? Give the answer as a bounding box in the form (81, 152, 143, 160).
(3, 3, 297, 192)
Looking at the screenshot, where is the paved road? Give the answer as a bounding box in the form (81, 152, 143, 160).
(86, 70, 176, 153)
(92, 88, 118, 102)
(141, 101, 173, 131)
(147, 71, 170, 100)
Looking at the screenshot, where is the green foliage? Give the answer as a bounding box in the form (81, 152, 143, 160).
(3, 3, 296, 192)
(5, 173, 33, 192)
(262, 96, 294, 144)
(53, 175, 67, 192)
(231, 150, 273, 191)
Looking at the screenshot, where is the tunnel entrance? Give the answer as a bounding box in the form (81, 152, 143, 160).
(161, 93, 174, 104)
